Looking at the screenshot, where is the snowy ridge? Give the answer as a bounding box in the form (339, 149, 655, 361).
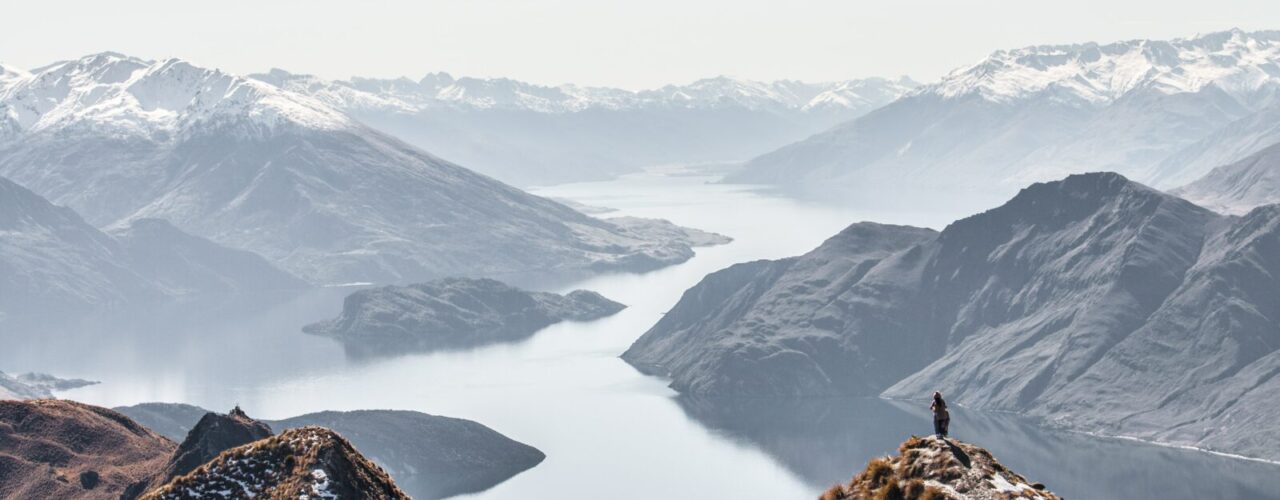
(252, 69, 918, 114)
(926, 29, 1280, 105)
(0, 52, 353, 139)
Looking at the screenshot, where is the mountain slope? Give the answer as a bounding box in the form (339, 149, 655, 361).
(0, 53, 727, 284)
(622, 222, 939, 396)
(730, 29, 1280, 214)
(108, 218, 307, 295)
(626, 172, 1280, 460)
(0, 175, 158, 315)
(252, 69, 917, 185)
(1174, 141, 1280, 214)
(0, 400, 175, 499)
(0, 175, 304, 317)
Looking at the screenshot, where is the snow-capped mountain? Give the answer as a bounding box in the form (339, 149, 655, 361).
(626, 172, 1280, 461)
(730, 29, 1280, 215)
(251, 69, 916, 185)
(1, 52, 349, 138)
(253, 69, 914, 114)
(0, 53, 727, 285)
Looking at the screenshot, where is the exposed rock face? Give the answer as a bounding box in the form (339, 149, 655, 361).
(305, 277, 626, 355)
(626, 172, 1280, 460)
(272, 410, 545, 499)
(0, 400, 175, 499)
(823, 436, 1060, 500)
(1175, 140, 1280, 215)
(163, 408, 273, 482)
(142, 426, 408, 499)
(0, 371, 98, 400)
(123, 407, 274, 498)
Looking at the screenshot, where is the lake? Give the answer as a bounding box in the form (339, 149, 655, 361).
(6, 166, 1280, 499)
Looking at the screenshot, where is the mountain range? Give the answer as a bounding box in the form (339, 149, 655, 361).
(0, 53, 726, 286)
(625, 172, 1280, 461)
(252, 69, 917, 185)
(730, 29, 1280, 215)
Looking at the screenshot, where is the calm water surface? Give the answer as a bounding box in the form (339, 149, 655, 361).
(6, 167, 1279, 499)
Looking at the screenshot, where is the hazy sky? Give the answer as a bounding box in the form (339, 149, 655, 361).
(5, 0, 1280, 89)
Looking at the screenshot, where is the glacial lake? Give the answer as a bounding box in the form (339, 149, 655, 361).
(6, 167, 1280, 499)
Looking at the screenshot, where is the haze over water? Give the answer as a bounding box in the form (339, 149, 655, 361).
(7, 168, 1279, 499)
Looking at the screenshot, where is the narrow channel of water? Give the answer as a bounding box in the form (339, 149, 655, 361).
(8, 168, 1279, 499)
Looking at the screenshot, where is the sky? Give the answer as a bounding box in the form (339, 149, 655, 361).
(5, 0, 1280, 89)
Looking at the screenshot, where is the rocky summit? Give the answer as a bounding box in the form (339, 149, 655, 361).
(142, 426, 408, 500)
(823, 436, 1061, 500)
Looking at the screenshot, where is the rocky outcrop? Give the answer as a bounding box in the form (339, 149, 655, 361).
(142, 426, 408, 499)
(0, 400, 175, 499)
(823, 436, 1060, 500)
(115, 403, 548, 499)
(162, 408, 273, 482)
(626, 172, 1280, 460)
(305, 277, 626, 355)
(123, 407, 274, 498)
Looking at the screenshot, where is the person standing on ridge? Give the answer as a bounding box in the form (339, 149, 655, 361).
(931, 392, 950, 438)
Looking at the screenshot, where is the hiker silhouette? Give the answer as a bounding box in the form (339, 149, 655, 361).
(931, 392, 950, 438)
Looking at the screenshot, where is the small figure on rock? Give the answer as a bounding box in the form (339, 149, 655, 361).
(931, 391, 950, 438)
(230, 404, 247, 418)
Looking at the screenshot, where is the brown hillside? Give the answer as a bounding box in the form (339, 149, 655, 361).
(0, 399, 175, 499)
